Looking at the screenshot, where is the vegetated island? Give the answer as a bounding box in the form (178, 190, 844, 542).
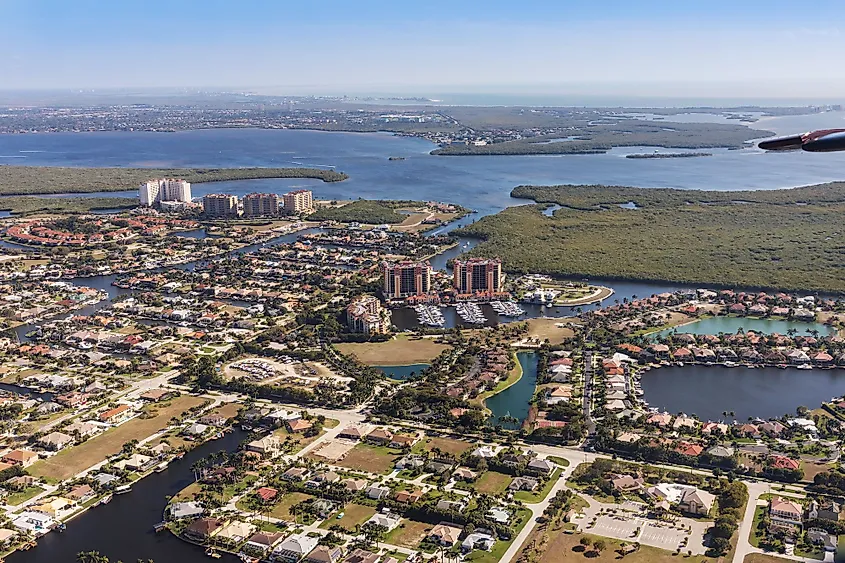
(625, 152, 712, 159)
(309, 199, 469, 226)
(454, 183, 845, 293)
(0, 166, 348, 196)
(0, 196, 138, 216)
(388, 156, 406, 161)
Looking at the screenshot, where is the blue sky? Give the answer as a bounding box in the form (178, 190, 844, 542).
(3, 0, 845, 97)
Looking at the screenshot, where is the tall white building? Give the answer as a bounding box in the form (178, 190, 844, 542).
(139, 179, 192, 207)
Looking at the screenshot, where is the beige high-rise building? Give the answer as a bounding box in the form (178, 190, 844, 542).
(382, 261, 431, 299)
(283, 190, 314, 213)
(242, 193, 280, 217)
(453, 258, 503, 294)
(139, 178, 192, 207)
(202, 194, 239, 217)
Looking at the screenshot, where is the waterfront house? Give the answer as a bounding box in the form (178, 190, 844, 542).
(730, 303, 746, 315)
(702, 422, 729, 435)
(0, 528, 18, 548)
(673, 348, 693, 361)
(737, 423, 760, 438)
(760, 421, 786, 436)
(243, 531, 286, 557)
(39, 431, 74, 451)
(673, 416, 698, 431)
(272, 533, 320, 563)
(769, 497, 803, 535)
(11, 511, 54, 536)
(32, 496, 74, 517)
(247, 435, 282, 458)
(306, 545, 344, 563)
(787, 350, 811, 365)
(66, 484, 95, 503)
(117, 453, 154, 471)
(1, 449, 39, 468)
(170, 501, 205, 520)
(429, 522, 463, 547)
(813, 352, 834, 366)
(184, 517, 226, 543)
(198, 413, 228, 427)
(92, 473, 119, 488)
(646, 412, 672, 428)
(216, 520, 257, 545)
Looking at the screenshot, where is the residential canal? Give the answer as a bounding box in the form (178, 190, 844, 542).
(8, 430, 246, 563)
(654, 316, 836, 338)
(376, 364, 430, 381)
(640, 365, 845, 422)
(485, 351, 538, 429)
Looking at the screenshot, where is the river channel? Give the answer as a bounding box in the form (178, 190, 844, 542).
(8, 429, 246, 563)
(484, 351, 538, 429)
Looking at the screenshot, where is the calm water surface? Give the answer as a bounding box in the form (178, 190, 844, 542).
(641, 365, 845, 421)
(485, 351, 538, 429)
(655, 316, 836, 338)
(376, 364, 430, 380)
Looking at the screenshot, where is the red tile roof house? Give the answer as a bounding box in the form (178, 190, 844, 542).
(675, 442, 704, 457)
(255, 487, 278, 502)
(366, 428, 394, 445)
(729, 303, 747, 315)
(286, 419, 313, 433)
(99, 404, 133, 424)
(770, 455, 800, 471)
(1, 449, 39, 468)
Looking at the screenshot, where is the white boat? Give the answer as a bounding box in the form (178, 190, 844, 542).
(115, 485, 132, 494)
(155, 461, 169, 472)
(796, 364, 813, 370)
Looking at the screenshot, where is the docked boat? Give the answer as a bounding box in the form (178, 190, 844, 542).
(455, 302, 486, 325)
(490, 300, 525, 317)
(99, 494, 113, 505)
(154, 521, 167, 533)
(155, 461, 169, 472)
(115, 485, 131, 494)
(413, 304, 445, 327)
(206, 548, 222, 559)
(796, 364, 813, 370)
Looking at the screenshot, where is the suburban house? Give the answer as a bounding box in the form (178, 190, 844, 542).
(247, 435, 282, 458)
(170, 501, 205, 520)
(343, 549, 380, 563)
(66, 484, 95, 503)
(365, 428, 394, 445)
(216, 520, 257, 544)
(1, 449, 39, 468)
(32, 497, 74, 517)
(508, 477, 539, 491)
(286, 419, 313, 433)
(281, 467, 309, 482)
(394, 489, 423, 504)
(38, 431, 74, 451)
(389, 433, 418, 449)
(64, 421, 100, 438)
(452, 467, 478, 482)
(243, 531, 286, 557)
(769, 496, 803, 535)
(611, 474, 644, 493)
(139, 388, 171, 402)
(338, 426, 363, 440)
(461, 529, 495, 553)
(365, 485, 390, 500)
(184, 517, 226, 543)
(366, 511, 401, 531)
(429, 522, 463, 547)
(98, 404, 133, 424)
(272, 533, 320, 563)
(526, 459, 555, 476)
(306, 545, 344, 563)
(807, 500, 841, 522)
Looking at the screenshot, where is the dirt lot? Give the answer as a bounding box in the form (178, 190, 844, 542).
(385, 519, 433, 549)
(525, 318, 575, 345)
(30, 396, 206, 481)
(336, 336, 449, 366)
(209, 402, 240, 420)
(335, 443, 400, 474)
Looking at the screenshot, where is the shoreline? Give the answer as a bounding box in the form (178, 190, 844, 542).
(478, 350, 526, 416)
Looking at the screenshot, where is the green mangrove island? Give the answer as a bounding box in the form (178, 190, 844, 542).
(0, 196, 138, 216)
(455, 183, 845, 293)
(0, 166, 348, 196)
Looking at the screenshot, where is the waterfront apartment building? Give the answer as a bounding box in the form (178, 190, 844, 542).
(139, 178, 192, 207)
(382, 261, 431, 299)
(203, 194, 239, 217)
(242, 193, 281, 217)
(283, 190, 314, 213)
(453, 257, 503, 294)
(346, 295, 389, 334)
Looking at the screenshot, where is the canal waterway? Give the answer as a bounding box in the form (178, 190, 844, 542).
(8, 429, 246, 563)
(654, 316, 836, 338)
(376, 364, 430, 381)
(484, 351, 538, 429)
(640, 365, 845, 422)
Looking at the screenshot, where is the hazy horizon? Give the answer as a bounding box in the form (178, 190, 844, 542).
(4, 0, 845, 101)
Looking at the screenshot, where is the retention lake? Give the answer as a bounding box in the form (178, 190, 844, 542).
(485, 351, 538, 429)
(655, 316, 836, 337)
(641, 365, 845, 421)
(377, 364, 429, 380)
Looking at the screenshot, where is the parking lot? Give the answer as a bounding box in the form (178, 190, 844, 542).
(575, 501, 709, 555)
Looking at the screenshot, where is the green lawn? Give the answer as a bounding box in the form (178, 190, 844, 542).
(474, 471, 513, 495)
(384, 519, 434, 549)
(6, 486, 44, 506)
(270, 492, 315, 523)
(749, 506, 767, 548)
(334, 442, 401, 474)
(514, 468, 563, 503)
(546, 456, 570, 467)
(319, 503, 376, 531)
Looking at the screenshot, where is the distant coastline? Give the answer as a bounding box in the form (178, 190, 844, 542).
(625, 152, 712, 159)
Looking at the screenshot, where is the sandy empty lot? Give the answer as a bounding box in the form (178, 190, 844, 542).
(336, 336, 450, 366)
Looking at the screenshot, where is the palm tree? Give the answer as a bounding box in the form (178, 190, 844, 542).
(77, 552, 109, 563)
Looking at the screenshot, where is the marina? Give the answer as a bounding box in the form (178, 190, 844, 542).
(413, 304, 445, 327)
(490, 300, 525, 317)
(455, 302, 487, 325)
